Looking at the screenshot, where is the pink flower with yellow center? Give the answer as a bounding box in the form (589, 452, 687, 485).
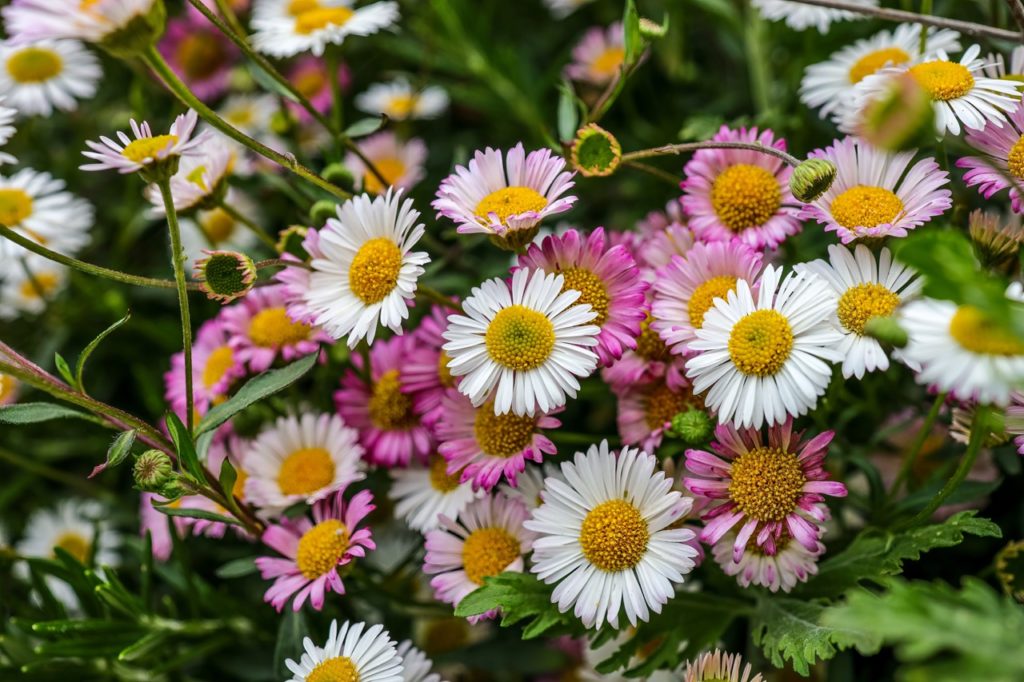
(286, 54, 351, 123)
(711, 525, 824, 593)
(564, 22, 625, 86)
(601, 302, 686, 393)
(158, 14, 239, 100)
(959, 101, 1024, 213)
(400, 304, 460, 427)
(165, 318, 246, 423)
(345, 131, 427, 195)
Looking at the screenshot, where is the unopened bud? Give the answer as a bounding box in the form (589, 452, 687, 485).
(863, 316, 908, 348)
(969, 209, 1024, 274)
(322, 162, 355, 189)
(669, 408, 713, 445)
(133, 450, 173, 492)
(194, 250, 256, 303)
(571, 124, 621, 178)
(789, 158, 836, 203)
(638, 16, 669, 40)
(310, 200, 337, 227)
(996, 539, 1024, 603)
(857, 72, 935, 152)
(277, 225, 310, 259)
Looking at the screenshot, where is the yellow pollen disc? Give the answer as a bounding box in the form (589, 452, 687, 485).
(294, 7, 355, 34)
(688, 275, 738, 329)
(437, 350, 455, 387)
(837, 282, 900, 335)
(296, 519, 349, 579)
(121, 134, 178, 164)
(287, 0, 320, 15)
(201, 345, 235, 390)
(0, 373, 16, 403)
(186, 164, 209, 190)
(386, 94, 417, 118)
(293, 68, 326, 99)
(473, 400, 536, 457)
(710, 164, 782, 232)
(307, 656, 360, 682)
(1008, 135, 1024, 179)
(368, 369, 416, 430)
(363, 157, 406, 195)
(847, 46, 911, 84)
(948, 305, 1024, 355)
(277, 447, 336, 496)
(348, 237, 403, 304)
(643, 382, 689, 430)
(474, 187, 548, 224)
(0, 188, 33, 226)
(728, 446, 806, 522)
(829, 185, 904, 230)
(428, 455, 462, 492)
(634, 312, 669, 361)
(909, 60, 975, 101)
(19, 272, 60, 300)
(728, 309, 794, 377)
(559, 267, 610, 326)
(6, 47, 62, 83)
(53, 532, 90, 564)
(462, 526, 521, 585)
(225, 106, 255, 127)
(248, 307, 312, 347)
(579, 499, 649, 572)
(484, 305, 556, 371)
(231, 466, 248, 500)
(176, 33, 225, 80)
(200, 207, 237, 244)
(591, 47, 625, 78)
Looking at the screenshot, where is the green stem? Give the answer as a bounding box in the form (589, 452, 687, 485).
(158, 179, 195, 434)
(218, 200, 278, 251)
(890, 391, 946, 497)
(744, 1, 772, 116)
(622, 160, 681, 185)
(416, 285, 463, 312)
(622, 141, 801, 167)
(211, 0, 247, 38)
(785, 0, 1021, 40)
(918, 0, 933, 55)
(1004, 0, 1024, 35)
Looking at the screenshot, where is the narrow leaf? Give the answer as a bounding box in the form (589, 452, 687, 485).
(557, 83, 579, 142)
(75, 312, 131, 390)
(54, 352, 75, 386)
(165, 411, 204, 482)
(0, 402, 90, 424)
(216, 556, 259, 579)
(118, 632, 168, 662)
(89, 429, 137, 479)
(623, 0, 643, 66)
(153, 503, 241, 526)
(343, 117, 386, 138)
(248, 63, 298, 102)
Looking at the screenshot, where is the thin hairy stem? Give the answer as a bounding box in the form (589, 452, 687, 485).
(158, 180, 195, 434)
(622, 141, 801, 167)
(785, 0, 1021, 40)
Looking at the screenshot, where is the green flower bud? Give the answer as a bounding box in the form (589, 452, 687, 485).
(310, 200, 338, 227)
(277, 225, 310, 259)
(270, 109, 297, 136)
(789, 158, 837, 203)
(133, 450, 174, 492)
(322, 162, 355, 189)
(638, 16, 669, 40)
(857, 72, 935, 152)
(137, 153, 181, 186)
(571, 124, 622, 178)
(969, 209, 1024, 274)
(863, 316, 909, 348)
(669, 408, 713, 445)
(194, 250, 257, 303)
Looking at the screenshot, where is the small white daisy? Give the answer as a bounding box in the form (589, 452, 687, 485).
(442, 267, 600, 417)
(299, 188, 430, 347)
(0, 39, 101, 116)
(245, 413, 366, 516)
(800, 244, 921, 379)
(752, 0, 877, 33)
(0, 257, 67, 319)
(0, 167, 94, 263)
(345, 131, 427, 195)
(284, 619, 404, 682)
(3, 0, 159, 44)
(389, 455, 483, 533)
(144, 135, 236, 214)
(81, 109, 208, 175)
(0, 97, 16, 165)
(686, 265, 844, 429)
(982, 45, 1024, 78)
(355, 78, 449, 121)
(525, 440, 698, 629)
(250, 0, 400, 58)
(395, 640, 444, 682)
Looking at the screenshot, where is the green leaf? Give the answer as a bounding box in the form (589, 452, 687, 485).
(118, 632, 168, 662)
(75, 312, 131, 390)
(32, 620, 138, 636)
(343, 117, 386, 138)
(89, 429, 137, 479)
(54, 352, 74, 386)
(165, 412, 204, 482)
(153, 503, 241, 527)
(248, 63, 298, 102)
(455, 572, 579, 639)
(218, 457, 239, 513)
(197, 353, 317, 436)
(623, 0, 643, 66)
(557, 82, 580, 142)
(215, 556, 259, 579)
(0, 402, 90, 424)
(274, 609, 308, 678)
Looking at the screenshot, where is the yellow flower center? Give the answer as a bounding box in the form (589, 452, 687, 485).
(559, 267, 609, 326)
(688, 276, 738, 329)
(186, 164, 209, 190)
(473, 400, 536, 457)
(948, 305, 1024, 355)
(437, 350, 455, 387)
(474, 187, 548, 225)
(296, 519, 349, 579)
(176, 32, 225, 81)
(200, 207, 238, 244)
(710, 164, 782, 232)
(829, 185, 904, 230)
(232, 466, 248, 500)
(0, 188, 33, 227)
(634, 312, 669, 361)
(368, 369, 416, 430)
(0, 373, 16, 403)
(643, 382, 690, 430)
(837, 282, 900, 335)
(348, 237, 403, 304)
(277, 447, 336, 496)
(386, 94, 417, 118)
(53, 532, 91, 563)
(293, 67, 326, 99)
(484, 305, 556, 371)
(121, 135, 178, 164)
(363, 157, 407, 195)
(224, 105, 255, 128)
(6, 46, 63, 83)
(728, 309, 794, 377)
(201, 345, 235, 390)
(248, 307, 312, 347)
(1009, 135, 1024, 179)
(909, 60, 975, 101)
(294, 7, 355, 34)
(462, 526, 521, 585)
(579, 499, 649, 572)
(591, 47, 625, 78)
(428, 455, 462, 492)
(847, 46, 911, 84)
(728, 446, 806, 521)
(287, 0, 320, 14)
(307, 656, 360, 682)
(18, 272, 60, 300)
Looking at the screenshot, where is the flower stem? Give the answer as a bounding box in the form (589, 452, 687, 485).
(211, 0, 247, 38)
(1006, 0, 1024, 38)
(217, 200, 278, 251)
(622, 141, 801, 167)
(744, 2, 772, 116)
(158, 179, 195, 434)
(417, 285, 463, 312)
(622, 160, 681, 185)
(889, 391, 946, 498)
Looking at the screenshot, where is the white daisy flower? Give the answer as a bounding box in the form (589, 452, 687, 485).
(442, 267, 600, 417)
(0, 39, 101, 117)
(0, 167, 94, 263)
(144, 135, 236, 214)
(752, 0, 877, 33)
(499, 462, 562, 511)
(900, 285, 1024, 406)
(355, 79, 449, 121)
(178, 189, 261, 264)
(389, 455, 483, 533)
(284, 619, 404, 682)
(3, 0, 159, 44)
(81, 109, 208, 175)
(982, 45, 1024, 78)
(525, 440, 698, 629)
(0, 257, 67, 319)
(800, 25, 961, 121)
(683, 650, 765, 682)
(799, 244, 921, 379)
(245, 413, 366, 516)
(251, 0, 400, 58)
(0, 97, 16, 165)
(300, 188, 430, 347)
(686, 265, 844, 429)
(345, 131, 427, 196)
(395, 640, 444, 682)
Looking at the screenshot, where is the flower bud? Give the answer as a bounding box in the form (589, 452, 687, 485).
(270, 109, 296, 136)
(969, 209, 1024, 274)
(133, 450, 174, 492)
(863, 316, 909, 348)
(322, 162, 355, 189)
(857, 72, 935, 152)
(789, 158, 836, 203)
(310, 200, 337, 227)
(194, 250, 257, 303)
(571, 124, 621, 178)
(277, 225, 310, 259)
(638, 16, 669, 40)
(0, 371, 18, 406)
(668, 408, 713, 445)
(98, 0, 167, 59)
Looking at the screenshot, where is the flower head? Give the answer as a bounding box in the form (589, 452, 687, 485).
(0, 167, 93, 263)
(355, 78, 449, 121)
(4, 0, 165, 54)
(165, 317, 246, 422)
(565, 23, 625, 86)
(752, 0, 875, 33)
(251, 0, 400, 58)
(0, 38, 101, 116)
(712, 527, 824, 593)
(400, 304, 459, 427)
(81, 109, 208, 178)
(683, 650, 765, 682)
(959, 101, 1024, 213)
(284, 619, 404, 682)
(389, 454, 483, 533)
(345, 131, 427, 195)
(157, 12, 238, 100)
(616, 375, 704, 452)
(145, 135, 236, 214)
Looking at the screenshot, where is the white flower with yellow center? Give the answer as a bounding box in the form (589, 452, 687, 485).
(900, 285, 1024, 406)
(0, 39, 100, 116)
(686, 265, 844, 429)
(443, 267, 600, 417)
(345, 131, 427, 195)
(251, 0, 400, 58)
(800, 25, 961, 121)
(245, 413, 366, 516)
(179, 189, 260, 263)
(389, 455, 483, 533)
(752, 0, 876, 33)
(0, 167, 93, 263)
(800, 244, 921, 379)
(355, 78, 449, 121)
(395, 640, 443, 682)
(3, 0, 159, 44)
(284, 619, 404, 682)
(0, 257, 67, 319)
(81, 109, 208, 175)
(144, 135, 236, 214)
(0, 97, 16, 165)
(525, 441, 698, 629)
(300, 188, 429, 347)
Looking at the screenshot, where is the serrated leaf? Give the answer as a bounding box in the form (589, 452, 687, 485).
(153, 503, 241, 526)
(215, 556, 258, 579)
(75, 312, 131, 390)
(343, 117, 386, 138)
(0, 402, 90, 424)
(89, 429, 137, 479)
(165, 412, 204, 482)
(54, 352, 74, 386)
(455, 572, 579, 639)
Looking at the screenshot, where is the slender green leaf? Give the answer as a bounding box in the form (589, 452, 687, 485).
(75, 312, 131, 390)
(557, 83, 579, 142)
(343, 117, 386, 138)
(215, 556, 259, 579)
(89, 429, 137, 479)
(118, 632, 168, 662)
(219, 457, 237, 504)
(166, 411, 204, 482)
(0, 402, 90, 424)
(54, 352, 74, 386)
(623, 0, 643, 65)
(274, 609, 308, 678)
(248, 63, 298, 102)
(153, 503, 241, 526)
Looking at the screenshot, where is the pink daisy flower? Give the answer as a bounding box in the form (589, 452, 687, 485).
(165, 317, 246, 423)
(684, 418, 847, 558)
(423, 492, 536, 621)
(81, 110, 207, 175)
(516, 228, 648, 366)
(274, 228, 319, 326)
(157, 13, 239, 100)
(958, 101, 1024, 213)
(335, 335, 434, 467)
(139, 492, 186, 562)
(220, 285, 330, 373)
(400, 304, 460, 427)
(601, 304, 686, 393)
(616, 374, 704, 452)
(287, 55, 351, 123)
(681, 126, 801, 250)
(712, 526, 824, 593)
(256, 489, 375, 612)
(632, 200, 694, 276)
(436, 388, 561, 491)
(651, 241, 764, 357)
(564, 22, 625, 86)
